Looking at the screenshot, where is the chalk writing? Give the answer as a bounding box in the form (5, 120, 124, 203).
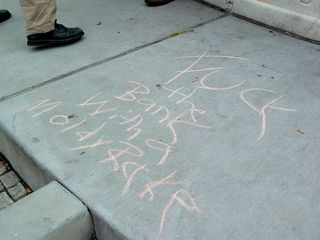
(139, 171, 185, 202)
(166, 52, 208, 85)
(122, 161, 149, 195)
(100, 141, 144, 171)
(165, 105, 210, 145)
(12, 52, 297, 237)
(115, 81, 150, 101)
(117, 82, 212, 145)
(28, 99, 62, 117)
(175, 54, 248, 60)
(69, 136, 111, 151)
(198, 70, 246, 91)
(159, 189, 201, 235)
(145, 139, 171, 166)
(76, 122, 107, 142)
(49, 115, 70, 125)
(240, 88, 296, 140)
(61, 118, 87, 133)
(119, 114, 144, 141)
(165, 52, 247, 88)
(79, 92, 116, 116)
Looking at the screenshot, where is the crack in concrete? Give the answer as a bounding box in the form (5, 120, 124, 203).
(0, 13, 228, 104)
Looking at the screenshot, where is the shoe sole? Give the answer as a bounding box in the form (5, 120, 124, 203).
(27, 32, 84, 47)
(0, 12, 11, 23)
(145, 0, 174, 6)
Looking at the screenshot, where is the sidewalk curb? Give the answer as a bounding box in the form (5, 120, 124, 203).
(0, 123, 53, 191)
(200, 0, 320, 43)
(0, 181, 94, 240)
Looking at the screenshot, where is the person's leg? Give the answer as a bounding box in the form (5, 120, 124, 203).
(0, 9, 11, 23)
(20, 0, 56, 35)
(20, 0, 84, 46)
(145, 0, 174, 6)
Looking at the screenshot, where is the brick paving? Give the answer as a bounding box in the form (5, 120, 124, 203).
(0, 153, 32, 210)
(0, 153, 99, 239)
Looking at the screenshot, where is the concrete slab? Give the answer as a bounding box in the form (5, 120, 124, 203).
(0, 16, 320, 240)
(0, 181, 93, 240)
(0, 0, 223, 100)
(203, 0, 320, 42)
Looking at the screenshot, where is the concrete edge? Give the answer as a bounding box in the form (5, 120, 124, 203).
(0, 181, 94, 240)
(200, 0, 320, 43)
(233, 0, 320, 42)
(0, 120, 130, 240)
(0, 121, 53, 191)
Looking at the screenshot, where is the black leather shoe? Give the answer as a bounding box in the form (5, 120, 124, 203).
(0, 9, 11, 23)
(27, 21, 84, 46)
(145, 0, 174, 6)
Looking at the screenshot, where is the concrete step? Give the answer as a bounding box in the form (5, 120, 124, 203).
(0, 181, 93, 240)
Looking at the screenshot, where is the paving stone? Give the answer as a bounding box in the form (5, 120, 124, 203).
(0, 192, 13, 210)
(0, 182, 4, 192)
(0, 161, 8, 176)
(8, 182, 27, 201)
(0, 171, 20, 188)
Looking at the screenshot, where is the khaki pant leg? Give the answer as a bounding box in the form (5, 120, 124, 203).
(20, 0, 57, 35)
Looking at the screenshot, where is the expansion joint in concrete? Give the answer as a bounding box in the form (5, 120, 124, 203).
(0, 14, 228, 104)
(54, 179, 98, 239)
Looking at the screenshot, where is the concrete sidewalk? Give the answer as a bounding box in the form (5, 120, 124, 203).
(0, 0, 222, 100)
(0, 0, 319, 239)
